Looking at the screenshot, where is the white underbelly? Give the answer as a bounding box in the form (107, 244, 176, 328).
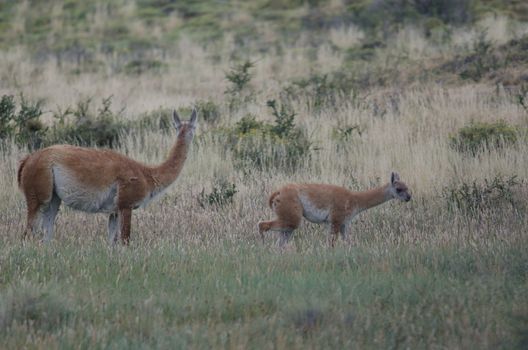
(53, 166, 118, 213)
(299, 195, 330, 223)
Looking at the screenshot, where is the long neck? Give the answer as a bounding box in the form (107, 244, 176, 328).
(150, 135, 190, 189)
(354, 183, 393, 211)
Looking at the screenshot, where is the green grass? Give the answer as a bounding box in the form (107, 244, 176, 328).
(1, 216, 526, 348)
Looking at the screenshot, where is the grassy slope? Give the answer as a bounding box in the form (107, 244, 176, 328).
(1, 0, 526, 54)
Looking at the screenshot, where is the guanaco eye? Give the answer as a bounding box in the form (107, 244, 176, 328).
(396, 188, 403, 193)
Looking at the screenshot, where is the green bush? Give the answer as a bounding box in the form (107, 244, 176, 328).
(332, 124, 363, 142)
(442, 175, 522, 214)
(224, 60, 255, 111)
(450, 120, 518, 155)
(0, 95, 17, 142)
(0, 94, 46, 149)
(516, 83, 528, 112)
(47, 96, 128, 148)
(284, 73, 357, 111)
(195, 99, 221, 124)
(458, 31, 498, 81)
(198, 179, 237, 208)
(439, 35, 528, 83)
(0, 94, 131, 150)
(226, 100, 311, 171)
(353, 0, 474, 33)
(133, 108, 174, 134)
(345, 40, 385, 62)
(123, 59, 167, 75)
(267, 99, 295, 138)
(233, 114, 264, 134)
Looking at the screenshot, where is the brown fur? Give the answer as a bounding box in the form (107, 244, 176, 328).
(259, 173, 411, 247)
(268, 190, 281, 208)
(17, 155, 30, 189)
(18, 110, 197, 244)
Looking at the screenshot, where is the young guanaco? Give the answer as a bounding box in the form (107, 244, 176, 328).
(258, 172, 411, 247)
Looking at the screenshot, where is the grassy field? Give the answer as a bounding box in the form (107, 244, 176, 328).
(1, 0, 528, 349)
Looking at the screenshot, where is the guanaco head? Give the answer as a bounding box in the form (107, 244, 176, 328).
(172, 109, 198, 142)
(389, 172, 411, 202)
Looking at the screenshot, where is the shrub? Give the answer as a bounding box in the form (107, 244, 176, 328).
(458, 31, 498, 81)
(227, 100, 311, 171)
(439, 35, 528, 83)
(233, 132, 311, 171)
(450, 120, 518, 155)
(332, 124, 363, 142)
(123, 59, 167, 75)
(225, 60, 253, 94)
(233, 114, 264, 134)
(516, 83, 528, 112)
(198, 179, 237, 208)
(128, 103, 216, 137)
(412, 0, 474, 24)
(345, 39, 385, 62)
(0, 95, 17, 140)
(133, 109, 174, 134)
(284, 72, 357, 111)
(47, 96, 128, 148)
(267, 99, 295, 138)
(0, 94, 46, 150)
(224, 60, 255, 111)
(442, 175, 522, 214)
(354, 0, 474, 33)
(195, 99, 221, 124)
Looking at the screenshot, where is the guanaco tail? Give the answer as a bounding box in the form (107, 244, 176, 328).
(258, 172, 412, 247)
(17, 109, 198, 245)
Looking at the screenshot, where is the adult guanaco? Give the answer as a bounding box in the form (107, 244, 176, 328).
(258, 172, 411, 247)
(17, 109, 197, 245)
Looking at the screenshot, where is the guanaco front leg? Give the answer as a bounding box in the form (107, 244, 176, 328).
(108, 213, 119, 244)
(329, 221, 343, 248)
(119, 208, 132, 245)
(339, 223, 348, 241)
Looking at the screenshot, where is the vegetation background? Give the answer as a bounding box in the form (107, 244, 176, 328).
(0, 0, 527, 348)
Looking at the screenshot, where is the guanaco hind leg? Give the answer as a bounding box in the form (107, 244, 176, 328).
(41, 193, 61, 242)
(259, 189, 302, 243)
(20, 157, 55, 241)
(22, 201, 40, 240)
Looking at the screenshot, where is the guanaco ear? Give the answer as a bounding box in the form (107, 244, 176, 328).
(172, 110, 182, 129)
(391, 172, 400, 184)
(189, 108, 197, 127)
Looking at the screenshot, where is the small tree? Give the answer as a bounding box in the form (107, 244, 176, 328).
(224, 60, 255, 111)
